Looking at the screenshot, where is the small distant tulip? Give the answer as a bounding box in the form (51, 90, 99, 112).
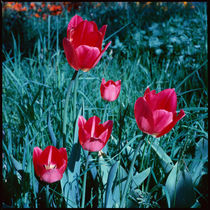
(100, 78, 121, 102)
(78, 116, 113, 152)
(33, 146, 68, 183)
(63, 14, 111, 72)
(134, 87, 185, 138)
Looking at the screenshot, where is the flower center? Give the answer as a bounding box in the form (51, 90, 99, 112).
(44, 164, 57, 170)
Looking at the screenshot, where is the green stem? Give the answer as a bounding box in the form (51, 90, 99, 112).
(81, 152, 90, 208)
(102, 102, 109, 123)
(120, 136, 144, 208)
(139, 138, 147, 171)
(45, 184, 50, 208)
(62, 70, 78, 148)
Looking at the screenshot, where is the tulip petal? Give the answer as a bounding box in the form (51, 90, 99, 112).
(58, 158, 68, 175)
(71, 20, 99, 48)
(100, 81, 121, 101)
(78, 116, 90, 146)
(82, 135, 107, 152)
(41, 168, 63, 183)
(96, 120, 113, 140)
(33, 147, 43, 177)
(75, 45, 100, 71)
(101, 78, 106, 85)
(84, 116, 101, 137)
(67, 14, 83, 38)
(78, 116, 87, 128)
(99, 25, 107, 40)
(33, 146, 68, 183)
(145, 88, 177, 112)
(152, 109, 173, 134)
(59, 148, 68, 163)
(156, 109, 185, 137)
(155, 89, 177, 112)
(91, 41, 111, 69)
(40, 146, 63, 167)
(115, 80, 121, 87)
(78, 116, 113, 152)
(134, 97, 154, 134)
(63, 38, 79, 70)
(144, 87, 151, 95)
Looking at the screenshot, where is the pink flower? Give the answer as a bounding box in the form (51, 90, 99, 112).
(63, 14, 111, 72)
(78, 116, 113, 152)
(33, 146, 67, 183)
(100, 78, 121, 102)
(134, 87, 185, 137)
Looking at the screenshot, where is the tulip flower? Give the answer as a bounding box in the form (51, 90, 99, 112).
(33, 146, 68, 183)
(63, 14, 111, 72)
(78, 116, 113, 152)
(100, 78, 121, 102)
(134, 87, 185, 138)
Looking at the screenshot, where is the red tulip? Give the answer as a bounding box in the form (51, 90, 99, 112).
(100, 78, 121, 102)
(63, 14, 111, 72)
(78, 116, 113, 152)
(134, 87, 185, 138)
(33, 146, 68, 183)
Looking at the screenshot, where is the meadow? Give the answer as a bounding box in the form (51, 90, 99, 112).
(2, 2, 208, 208)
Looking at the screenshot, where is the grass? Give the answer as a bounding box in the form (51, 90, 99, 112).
(2, 2, 208, 208)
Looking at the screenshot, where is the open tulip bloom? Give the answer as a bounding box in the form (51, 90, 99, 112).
(78, 116, 113, 152)
(100, 78, 121, 102)
(63, 14, 111, 72)
(134, 87, 185, 138)
(33, 146, 68, 183)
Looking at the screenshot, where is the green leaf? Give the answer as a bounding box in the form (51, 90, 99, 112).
(189, 138, 208, 186)
(60, 169, 78, 208)
(131, 167, 151, 189)
(165, 162, 195, 208)
(150, 141, 174, 173)
(73, 107, 82, 144)
(105, 161, 119, 208)
(47, 112, 57, 147)
(99, 155, 111, 186)
(112, 165, 128, 206)
(61, 135, 81, 207)
(10, 155, 22, 171)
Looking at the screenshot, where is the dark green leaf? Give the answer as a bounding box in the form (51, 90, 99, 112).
(150, 141, 174, 173)
(105, 161, 119, 208)
(165, 162, 195, 208)
(47, 112, 57, 147)
(131, 167, 151, 189)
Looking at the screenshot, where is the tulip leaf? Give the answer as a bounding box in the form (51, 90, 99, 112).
(105, 160, 119, 208)
(112, 167, 151, 206)
(165, 162, 195, 208)
(10, 154, 22, 171)
(47, 112, 57, 147)
(61, 138, 81, 207)
(60, 169, 78, 208)
(99, 155, 111, 186)
(188, 138, 208, 186)
(149, 141, 174, 173)
(131, 167, 151, 189)
(87, 154, 97, 180)
(73, 107, 82, 144)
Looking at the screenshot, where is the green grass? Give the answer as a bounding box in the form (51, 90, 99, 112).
(2, 2, 208, 208)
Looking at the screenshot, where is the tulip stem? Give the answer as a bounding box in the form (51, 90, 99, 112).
(102, 102, 109, 123)
(45, 184, 50, 208)
(120, 135, 145, 208)
(81, 152, 90, 208)
(62, 70, 78, 148)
